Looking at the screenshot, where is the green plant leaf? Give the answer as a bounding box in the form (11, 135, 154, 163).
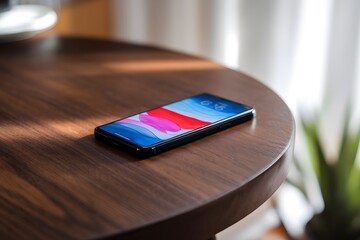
(347, 166, 360, 211)
(301, 117, 333, 207)
(293, 112, 360, 238)
(301, 118, 321, 177)
(336, 111, 360, 188)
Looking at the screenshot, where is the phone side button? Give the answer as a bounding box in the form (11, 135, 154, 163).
(218, 123, 232, 130)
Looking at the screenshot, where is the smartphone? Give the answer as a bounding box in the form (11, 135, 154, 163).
(94, 93, 255, 158)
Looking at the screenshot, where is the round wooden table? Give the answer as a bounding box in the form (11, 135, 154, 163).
(0, 36, 294, 240)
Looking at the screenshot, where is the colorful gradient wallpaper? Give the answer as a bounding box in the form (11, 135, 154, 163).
(99, 94, 250, 147)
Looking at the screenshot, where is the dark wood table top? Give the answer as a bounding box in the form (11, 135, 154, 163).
(0, 36, 294, 240)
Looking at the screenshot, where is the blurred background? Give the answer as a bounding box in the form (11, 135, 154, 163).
(2, 0, 359, 239)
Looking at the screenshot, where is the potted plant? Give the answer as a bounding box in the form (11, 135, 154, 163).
(283, 113, 360, 240)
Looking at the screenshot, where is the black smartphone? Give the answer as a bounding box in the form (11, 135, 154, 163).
(94, 93, 255, 158)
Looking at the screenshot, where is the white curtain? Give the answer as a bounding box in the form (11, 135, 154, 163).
(111, 0, 300, 92)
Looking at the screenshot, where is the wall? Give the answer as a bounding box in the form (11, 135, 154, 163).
(53, 0, 112, 38)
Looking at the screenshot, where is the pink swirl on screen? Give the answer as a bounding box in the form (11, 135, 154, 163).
(139, 114, 181, 132)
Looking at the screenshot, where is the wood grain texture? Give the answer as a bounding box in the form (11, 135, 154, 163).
(0, 36, 294, 240)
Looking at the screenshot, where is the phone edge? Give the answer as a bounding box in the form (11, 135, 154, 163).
(94, 108, 255, 158)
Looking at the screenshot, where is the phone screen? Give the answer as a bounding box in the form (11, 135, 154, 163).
(98, 93, 251, 147)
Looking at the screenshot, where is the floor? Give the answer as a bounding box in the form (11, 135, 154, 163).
(216, 200, 287, 240)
